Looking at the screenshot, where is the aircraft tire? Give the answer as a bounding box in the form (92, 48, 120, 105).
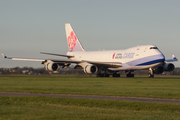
(96, 73, 101, 77)
(105, 74, 110, 77)
(112, 73, 120, 77)
(126, 74, 134, 78)
(149, 73, 154, 78)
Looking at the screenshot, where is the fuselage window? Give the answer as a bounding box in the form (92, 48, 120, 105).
(150, 47, 158, 49)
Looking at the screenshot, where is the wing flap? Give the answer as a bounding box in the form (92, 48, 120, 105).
(40, 52, 74, 57)
(50, 59, 82, 63)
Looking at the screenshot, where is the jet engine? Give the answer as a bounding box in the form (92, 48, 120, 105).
(154, 66, 164, 74)
(45, 62, 59, 71)
(164, 63, 175, 71)
(154, 63, 175, 74)
(84, 65, 98, 74)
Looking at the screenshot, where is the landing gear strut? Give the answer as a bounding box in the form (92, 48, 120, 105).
(112, 72, 120, 77)
(125, 71, 134, 77)
(96, 71, 110, 77)
(96, 73, 109, 77)
(149, 68, 154, 78)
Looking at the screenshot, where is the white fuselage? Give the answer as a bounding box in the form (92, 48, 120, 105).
(67, 45, 165, 71)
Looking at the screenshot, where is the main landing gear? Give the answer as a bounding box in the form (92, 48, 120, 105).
(149, 68, 154, 78)
(96, 71, 120, 77)
(96, 69, 155, 78)
(96, 73, 110, 77)
(112, 72, 120, 77)
(125, 71, 134, 78)
(96, 71, 135, 78)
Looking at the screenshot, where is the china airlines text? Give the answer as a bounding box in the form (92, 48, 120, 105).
(114, 53, 135, 59)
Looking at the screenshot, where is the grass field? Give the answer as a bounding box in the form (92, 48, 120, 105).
(1, 96, 180, 120)
(0, 75, 180, 119)
(0, 75, 180, 99)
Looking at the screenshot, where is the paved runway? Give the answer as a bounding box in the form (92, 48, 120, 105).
(0, 92, 180, 104)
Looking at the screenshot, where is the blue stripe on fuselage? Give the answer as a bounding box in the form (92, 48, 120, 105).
(124, 54, 165, 66)
(136, 59, 164, 66)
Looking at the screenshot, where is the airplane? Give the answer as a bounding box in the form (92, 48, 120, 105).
(1, 23, 178, 78)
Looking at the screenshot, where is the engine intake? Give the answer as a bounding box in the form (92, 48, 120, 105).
(45, 62, 59, 71)
(164, 63, 175, 71)
(84, 65, 98, 74)
(154, 66, 164, 74)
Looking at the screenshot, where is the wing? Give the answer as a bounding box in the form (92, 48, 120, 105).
(39, 52, 122, 67)
(1, 53, 80, 63)
(165, 55, 178, 62)
(48, 59, 122, 68)
(2, 53, 122, 68)
(1, 53, 44, 61)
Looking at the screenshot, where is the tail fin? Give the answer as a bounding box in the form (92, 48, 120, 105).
(65, 23, 85, 51)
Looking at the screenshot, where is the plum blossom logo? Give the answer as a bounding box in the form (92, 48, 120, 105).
(68, 31, 77, 49)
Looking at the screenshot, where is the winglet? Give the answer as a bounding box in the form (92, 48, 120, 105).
(165, 55, 178, 62)
(172, 55, 177, 60)
(1, 53, 7, 59)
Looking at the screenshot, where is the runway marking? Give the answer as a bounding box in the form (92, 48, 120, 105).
(0, 92, 180, 104)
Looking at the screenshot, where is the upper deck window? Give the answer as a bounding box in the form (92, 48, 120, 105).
(150, 47, 158, 49)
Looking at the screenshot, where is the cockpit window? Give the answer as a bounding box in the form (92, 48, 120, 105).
(150, 47, 158, 49)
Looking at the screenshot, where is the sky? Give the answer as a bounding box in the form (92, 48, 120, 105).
(1, 0, 180, 68)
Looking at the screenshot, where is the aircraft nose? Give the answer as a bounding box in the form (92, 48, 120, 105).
(160, 53, 165, 62)
(157, 49, 165, 61)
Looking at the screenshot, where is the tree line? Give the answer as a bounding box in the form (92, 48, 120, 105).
(0, 67, 180, 75)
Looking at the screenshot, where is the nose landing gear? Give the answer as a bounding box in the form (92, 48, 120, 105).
(149, 68, 154, 78)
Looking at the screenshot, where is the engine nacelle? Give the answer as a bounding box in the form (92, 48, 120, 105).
(45, 62, 59, 71)
(164, 63, 175, 71)
(84, 65, 98, 74)
(154, 66, 164, 74)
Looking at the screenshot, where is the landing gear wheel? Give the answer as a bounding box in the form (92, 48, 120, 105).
(125, 71, 134, 78)
(149, 73, 154, 78)
(96, 73, 110, 77)
(112, 73, 120, 77)
(96, 74, 99, 77)
(105, 74, 109, 77)
(126, 74, 134, 77)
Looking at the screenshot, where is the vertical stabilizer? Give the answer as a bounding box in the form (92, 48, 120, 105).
(65, 23, 85, 51)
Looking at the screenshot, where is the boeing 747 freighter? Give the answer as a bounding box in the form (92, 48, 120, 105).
(2, 23, 178, 77)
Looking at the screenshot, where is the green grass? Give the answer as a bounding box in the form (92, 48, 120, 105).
(0, 96, 180, 120)
(0, 75, 180, 119)
(0, 75, 180, 99)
